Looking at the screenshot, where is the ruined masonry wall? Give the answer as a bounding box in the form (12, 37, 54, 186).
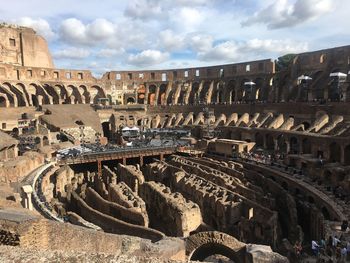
(69, 191, 163, 241)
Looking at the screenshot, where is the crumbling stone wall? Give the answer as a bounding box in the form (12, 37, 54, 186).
(0, 151, 44, 183)
(69, 191, 163, 241)
(117, 164, 144, 192)
(139, 181, 202, 237)
(84, 187, 148, 227)
(108, 182, 147, 215)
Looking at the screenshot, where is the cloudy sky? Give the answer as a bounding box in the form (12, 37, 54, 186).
(1, 0, 349, 76)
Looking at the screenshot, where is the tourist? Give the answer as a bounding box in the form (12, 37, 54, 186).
(294, 241, 302, 259)
(340, 247, 347, 262)
(332, 236, 341, 248)
(319, 238, 326, 255)
(312, 240, 320, 257)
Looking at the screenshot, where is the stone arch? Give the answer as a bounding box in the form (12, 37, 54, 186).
(158, 84, 167, 105)
(166, 88, 174, 105)
(67, 85, 83, 104)
(310, 71, 324, 100)
(186, 231, 246, 262)
(3, 82, 27, 106)
(290, 137, 299, 154)
(29, 83, 52, 105)
(329, 142, 341, 163)
(148, 84, 157, 106)
(255, 77, 266, 101)
(226, 80, 235, 103)
(321, 207, 331, 220)
(200, 81, 210, 104)
(91, 85, 106, 104)
(126, 97, 135, 104)
(0, 94, 9, 107)
(0, 83, 16, 107)
(15, 83, 30, 106)
(189, 82, 200, 105)
(255, 132, 264, 147)
(54, 85, 68, 103)
(42, 84, 60, 104)
(79, 85, 90, 103)
(344, 145, 350, 165)
(302, 138, 311, 154)
(265, 133, 274, 150)
(238, 79, 249, 102)
(274, 134, 285, 153)
(137, 84, 146, 104)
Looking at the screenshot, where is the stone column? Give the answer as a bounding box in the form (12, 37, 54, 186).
(286, 141, 291, 154)
(340, 145, 345, 164)
(21, 185, 33, 211)
(273, 138, 278, 151)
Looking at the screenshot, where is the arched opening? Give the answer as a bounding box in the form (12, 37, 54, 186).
(91, 85, 106, 104)
(43, 136, 49, 146)
(137, 85, 146, 104)
(190, 243, 241, 262)
(290, 137, 299, 154)
(200, 82, 210, 104)
(321, 207, 331, 220)
(281, 181, 288, 191)
(256, 78, 266, 101)
(167, 89, 174, 105)
(67, 85, 83, 104)
(148, 85, 157, 106)
(277, 135, 287, 154)
(189, 82, 200, 105)
(79, 85, 90, 103)
(227, 80, 235, 103)
(34, 137, 41, 145)
(302, 121, 310, 131)
(12, 127, 19, 137)
(0, 96, 7, 107)
(302, 138, 311, 154)
(255, 132, 264, 147)
(158, 84, 167, 105)
(344, 145, 350, 165)
(265, 134, 274, 150)
(42, 84, 60, 104)
(310, 71, 324, 100)
(3, 82, 27, 106)
(102, 122, 111, 139)
(31, 94, 39, 107)
(329, 142, 341, 163)
(126, 97, 135, 104)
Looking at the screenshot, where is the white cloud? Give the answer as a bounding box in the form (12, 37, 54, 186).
(53, 47, 90, 59)
(124, 0, 162, 20)
(198, 38, 308, 62)
(86, 19, 116, 40)
(171, 7, 204, 32)
(242, 0, 333, 29)
(96, 48, 125, 57)
(158, 30, 185, 51)
(127, 49, 169, 67)
(59, 18, 87, 44)
(59, 18, 117, 45)
(187, 33, 214, 52)
(13, 17, 55, 40)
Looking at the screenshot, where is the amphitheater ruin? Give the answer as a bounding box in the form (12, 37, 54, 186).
(1, 23, 350, 262)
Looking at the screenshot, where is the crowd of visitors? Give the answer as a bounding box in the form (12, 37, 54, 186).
(295, 234, 350, 262)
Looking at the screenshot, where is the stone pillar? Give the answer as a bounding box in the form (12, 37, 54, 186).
(286, 141, 291, 154)
(340, 145, 345, 164)
(21, 185, 33, 211)
(273, 138, 278, 151)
